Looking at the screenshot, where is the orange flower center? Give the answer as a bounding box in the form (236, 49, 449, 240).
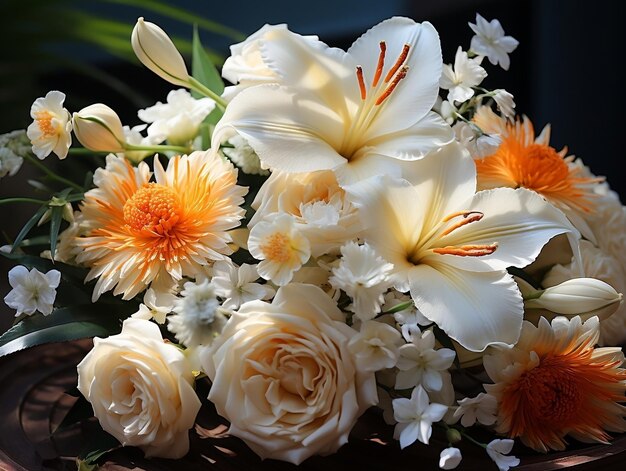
(508, 143, 570, 193)
(123, 183, 181, 234)
(510, 355, 583, 426)
(35, 111, 56, 137)
(261, 233, 292, 262)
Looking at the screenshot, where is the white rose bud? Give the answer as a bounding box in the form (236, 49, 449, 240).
(77, 318, 201, 459)
(132, 17, 191, 88)
(72, 104, 126, 152)
(524, 277, 622, 320)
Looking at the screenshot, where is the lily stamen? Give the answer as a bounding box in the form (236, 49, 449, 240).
(441, 211, 484, 236)
(356, 66, 367, 100)
(433, 243, 498, 257)
(372, 41, 386, 87)
(384, 43, 411, 83)
(376, 66, 408, 106)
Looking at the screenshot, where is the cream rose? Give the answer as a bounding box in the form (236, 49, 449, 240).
(200, 283, 378, 464)
(77, 318, 201, 459)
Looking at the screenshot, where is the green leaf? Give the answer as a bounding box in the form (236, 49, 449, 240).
(10, 205, 47, 254)
(0, 304, 135, 358)
(78, 426, 120, 467)
(49, 206, 64, 260)
(192, 24, 225, 126)
(382, 300, 415, 314)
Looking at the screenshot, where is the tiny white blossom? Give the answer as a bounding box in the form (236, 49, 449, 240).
(0, 130, 30, 178)
(4, 266, 61, 316)
(167, 279, 226, 347)
(131, 288, 177, 324)
(492, 89, 516, 119)
(26, 91, 72, 159)
(222, 134, 269, 176)
(439, 447, 462, 470)
(439, 100, 458, 125)
(329, 241, 394, 321)
(248, 214, 311, 286)
(453, 392, 498, 427)
(383, 291, 430, 342)
(393, 385, 448, 448)
(138, 89, 215, 145)
(440, 47, 487, 104)
(453, 121, 501, 158)
(469, 14, 519, 70)
(486, 439, 520, 471)
(348, 320, 403, 371)
(211, 260, 275, 309)
(395, 329, 456, 391)
(118, 124, 164, 162)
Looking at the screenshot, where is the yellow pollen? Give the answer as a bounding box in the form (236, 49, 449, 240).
(440, 211, 484, 236)
(375, 66, 408, 106)
(372, 41, 386, 87)
(35, 111, 56, 137)
(123, 183, 181, 234)
(433, 243, 498, 257)
(261, 232, 292, 262)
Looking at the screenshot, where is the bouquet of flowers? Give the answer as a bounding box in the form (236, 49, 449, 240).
(1, 10, 625, 471)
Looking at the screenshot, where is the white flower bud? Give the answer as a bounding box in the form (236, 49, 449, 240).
(439, 447, 462, 469)
(72, 104, 126, 152)
(131, 17, 190, 88)
(525, 277, 622, 320)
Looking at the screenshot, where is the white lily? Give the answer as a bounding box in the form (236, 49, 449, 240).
(212, 17, 454, 184)
(348, 141, 580, 351)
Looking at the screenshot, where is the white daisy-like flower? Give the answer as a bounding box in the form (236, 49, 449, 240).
(222, 134, 269, 176)
(468, 14, 519, 70)
(395, 329, 456, 391)
(211, 260, 275, 309)
(132, 287, 177, 324)
(392, 384, 448, 448)
(440, 47, 487, 104)
(439, 447, 462, 470)
(348, 320, 403, 372)
(492, 89, 516, 119)
(138, 89, 215, 145)
(486, 439, 520, 471)
(167, 279, 227, 347)
(26, 90, 72, 159)
(329, 241, 394, 321)
(452, 392, 498, 427)
(248, 214, 311, 286)
(383, 290, 430, 342)
(0, 130, 30, 178)
(4, 266, 61, 316)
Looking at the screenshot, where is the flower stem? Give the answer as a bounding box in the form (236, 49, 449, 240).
(67, 147, 108, 156)
(23, 153, 83, 191)
(0, 197, 47, 205)
(124, 143, 192, 154)
(187, 77, 228, 110)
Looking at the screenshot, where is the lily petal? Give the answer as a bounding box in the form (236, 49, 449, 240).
(409, 263, 523, 351)
(213, 84, 346, 173)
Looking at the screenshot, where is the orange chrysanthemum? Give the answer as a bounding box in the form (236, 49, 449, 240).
(75, 152, 247, 301)
(473, 107, 601, 215)
(484, 316, 626, 452)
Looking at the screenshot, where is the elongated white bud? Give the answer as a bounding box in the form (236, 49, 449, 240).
(131, 17, 190, 87)
(72, 104, 126, 152)
(524, 277, 622, 320)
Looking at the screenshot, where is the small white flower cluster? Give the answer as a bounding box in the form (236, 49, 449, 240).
(0, 130, 30, 178)
(437, 13, 518, 159)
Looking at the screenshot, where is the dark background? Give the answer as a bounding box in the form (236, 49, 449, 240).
(1, 0, 625, 325)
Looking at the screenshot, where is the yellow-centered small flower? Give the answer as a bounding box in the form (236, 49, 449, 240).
(72, 104, 126, 152)
(131, 17, 191, 88)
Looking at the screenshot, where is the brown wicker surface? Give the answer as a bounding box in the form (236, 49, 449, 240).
(1, 340, 625, 471)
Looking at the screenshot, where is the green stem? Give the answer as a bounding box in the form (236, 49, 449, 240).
(0, 197, 47, 205)
(68, 147, 108, 156)
(187, 77, 228, 110)
(23, 154, 83, 191)
(124, 143, 192, 154)
(459, 428, 487, 449)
